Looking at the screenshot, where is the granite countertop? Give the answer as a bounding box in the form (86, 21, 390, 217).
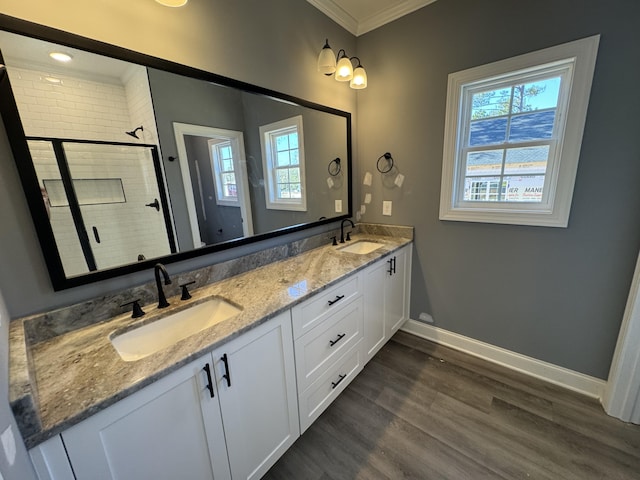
(10, 229, 412, 448)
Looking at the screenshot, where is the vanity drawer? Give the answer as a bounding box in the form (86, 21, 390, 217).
(291, 274, 360, 339)
(294, 296, 363, 391)
(298, 343, 363, 433)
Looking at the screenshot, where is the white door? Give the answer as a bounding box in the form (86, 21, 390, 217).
(62, 355, 230, 480)
(603, 250, 640, 424)
(213, 311, 299, 480)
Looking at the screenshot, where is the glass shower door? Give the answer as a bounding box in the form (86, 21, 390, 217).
(62, 141, 175, 271)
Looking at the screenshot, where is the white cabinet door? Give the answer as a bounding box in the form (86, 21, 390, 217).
(213, 311, 299, 480)
(363, 259, 386, 361)
(363, 245, 412, 361)
(385, 245, 412, 334)
(62, 355, 231, 480)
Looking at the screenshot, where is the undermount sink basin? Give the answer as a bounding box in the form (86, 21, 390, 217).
(338, 240, 383, 255)
(111, 298, 242, 362)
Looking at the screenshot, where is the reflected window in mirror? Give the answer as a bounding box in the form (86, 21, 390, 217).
(260, 115, 307, 211)
(210, 140, 239, 207)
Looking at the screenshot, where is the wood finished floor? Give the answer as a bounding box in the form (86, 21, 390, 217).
(264, 331, 640, 479)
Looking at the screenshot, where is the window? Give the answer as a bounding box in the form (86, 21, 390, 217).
(260, 115, 307, 211)
(210, 140, 238, 206)
(439, 36, 599, 227)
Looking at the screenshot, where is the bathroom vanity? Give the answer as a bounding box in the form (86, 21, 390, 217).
(14, 227, 413, 480)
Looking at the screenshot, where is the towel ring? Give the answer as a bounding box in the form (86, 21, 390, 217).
(376, 152, 394, 174)
(328, 157, 341, 176)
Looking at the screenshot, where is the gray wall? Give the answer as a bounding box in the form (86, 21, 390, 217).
(0, 0, 355, 319)
(356, 0, 640, 379)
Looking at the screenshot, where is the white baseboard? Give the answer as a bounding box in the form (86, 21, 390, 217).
(400, 319, 606, 399)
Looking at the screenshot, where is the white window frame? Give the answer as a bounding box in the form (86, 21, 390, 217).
(209, 139, 239, 207)
(439, 35, 600, 228)
(259, 115, 307, 212)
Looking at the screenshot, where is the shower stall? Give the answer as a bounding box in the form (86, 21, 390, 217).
(28, 137, 175, 277)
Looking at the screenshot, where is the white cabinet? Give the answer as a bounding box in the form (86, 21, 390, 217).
(59, 311, 298, 480)
(62, 354, 230, 480)
(292, 276, 364, 432)
(212, 311, 299, 480)
(363, 244, 412, 361)
(27, 243, 413, 480)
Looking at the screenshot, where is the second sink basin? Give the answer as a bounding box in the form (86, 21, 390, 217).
(111, 298, 242, 362)
(338, 240, 383, 255)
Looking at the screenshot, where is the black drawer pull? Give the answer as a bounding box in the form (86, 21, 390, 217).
(327, 294, 345, 306)
(92, 226, 101, 244)
(329, 333, 346, 347)
(221, 353, 231, 387)
(331, 374, 347, 389)
(202, 363, 214, 398)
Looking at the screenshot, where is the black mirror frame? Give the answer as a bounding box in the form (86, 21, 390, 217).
(0, 14, 352, 291)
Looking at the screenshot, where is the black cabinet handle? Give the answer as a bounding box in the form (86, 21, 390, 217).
(327, 294, 345, 306)
(329, 333, 346, 347)
(331, 373, 347, 389)
(92, 226, 100, 244)
(221, 353, 231, 387)
(202, 363, 215, 398)
(387, 256, 397, 275)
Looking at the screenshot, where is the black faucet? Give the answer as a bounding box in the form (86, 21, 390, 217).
(340, 218, 355, 243)
(154, 263, 172, 308)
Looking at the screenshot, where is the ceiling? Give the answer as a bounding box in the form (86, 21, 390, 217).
(307, 0, 439, 36)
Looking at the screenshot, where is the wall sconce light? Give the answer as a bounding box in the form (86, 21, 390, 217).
(317, 39, 367, 90)
(155, 0, 188, 6)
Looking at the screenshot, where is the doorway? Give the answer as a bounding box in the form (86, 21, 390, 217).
(173, 123, 253, 249)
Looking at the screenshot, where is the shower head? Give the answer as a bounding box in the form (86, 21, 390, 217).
(125, 126, 144, 139)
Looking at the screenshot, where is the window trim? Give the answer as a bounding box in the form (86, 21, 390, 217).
(259, 115, 307, 212)
(439, 35, 600, 228)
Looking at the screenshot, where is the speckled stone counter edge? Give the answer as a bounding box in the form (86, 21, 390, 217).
(10, 223, 413, 448)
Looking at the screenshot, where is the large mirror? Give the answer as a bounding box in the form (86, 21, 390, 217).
(0, 17, 351, 290)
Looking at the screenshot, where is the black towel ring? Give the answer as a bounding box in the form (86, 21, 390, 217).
(377, 152, 394, 174)
(328, 157, 341, 176)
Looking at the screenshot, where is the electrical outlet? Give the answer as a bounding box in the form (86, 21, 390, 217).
(335, 199, 342, 213)
(382, 200, 392, 216)
(419, 312, 434, 323)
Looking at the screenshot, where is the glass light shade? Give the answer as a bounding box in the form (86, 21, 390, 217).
(155, 0, 188, 6)
(49, 52, 72, 63)
(350, 66, 367, 89)
(335, 56, 353, 81)
(317, 44, 336, 74)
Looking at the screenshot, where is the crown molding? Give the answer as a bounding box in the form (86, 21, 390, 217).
(308, 0, 439, 36)
(306, 0, 359, 35)
(357, 0, 439, 36)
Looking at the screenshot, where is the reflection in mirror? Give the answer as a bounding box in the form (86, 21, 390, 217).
(148, 68, 349, 252)
(0, 24, 351, 290)
(28, 140, 175, 276)
(172, 123, 253, 249)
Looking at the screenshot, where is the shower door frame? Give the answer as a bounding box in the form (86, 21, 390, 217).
(28, 136, 177, 274)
